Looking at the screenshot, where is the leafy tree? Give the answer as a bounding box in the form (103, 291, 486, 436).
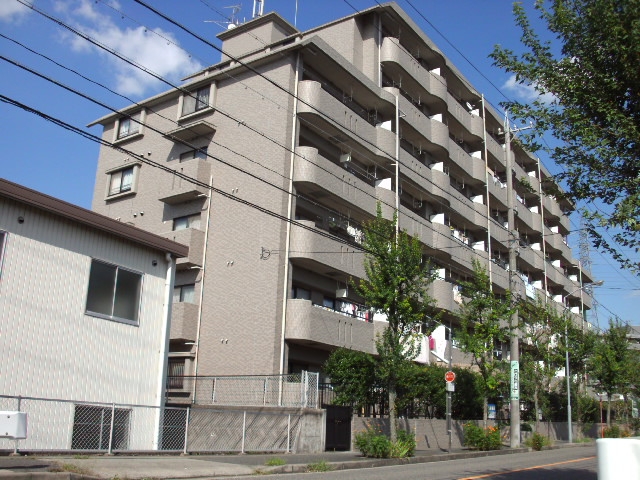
(355, 204, 438, 441)
(588, 319, 636, 424)
(455, 260, 514, 425)
(324, 348, 378, 410)
(491, 1, 640, 273)
(518, 297, 564, 430)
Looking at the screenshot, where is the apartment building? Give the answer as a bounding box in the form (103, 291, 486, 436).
(88, 2, 594, 392)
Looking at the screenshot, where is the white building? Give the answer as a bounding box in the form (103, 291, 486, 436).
(0, 178, 187, 450)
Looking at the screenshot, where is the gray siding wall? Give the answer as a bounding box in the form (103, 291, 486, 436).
(0, 198, 168, 407)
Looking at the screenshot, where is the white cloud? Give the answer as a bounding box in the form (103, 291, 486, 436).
(56, 0, 202, 97)
(0, 0, 32, 23)
(503, 75, 555, 104)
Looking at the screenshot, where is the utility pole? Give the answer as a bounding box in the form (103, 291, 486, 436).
(504, 113, 520, 448)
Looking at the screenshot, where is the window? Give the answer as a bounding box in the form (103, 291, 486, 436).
(291, 286, 311, 300)
(71, 404, 130, 450)
(85, 259, 142, 324)
(167, 358, 186, 389)
(117, 111, 141, 139)
(108, 167, 134, 196)
(173, 284, 195, 303)
(173, 214, 201, 231)
(179, 147, 208, 162)
(181, 85, 210, 116)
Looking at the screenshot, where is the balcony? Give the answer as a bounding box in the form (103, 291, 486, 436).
(397, 95, 449, 156)
(448, 140, 485, 183)
(289, 221, 366, 279)
(542, 195, 564, 221)
(487, 175, 508, 209)
(426, 279, 460, 313)
(519, 245, 545, 272)
(380, 37, 448, 107)
(485, 135, 505, 167)
(170, 302, 198, 342)
(297, 80, 396, 158)
(162, 227, 204, 269)
(293, 146, 377, 214)
(164, 120, 215, 142)
(158, 159, 211, 204)
(285, 299, 376, 353)
(446, 93, 484, 141)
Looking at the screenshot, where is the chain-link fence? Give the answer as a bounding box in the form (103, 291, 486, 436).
(167, 372, 319, 408)
(0, 395, 310, 454)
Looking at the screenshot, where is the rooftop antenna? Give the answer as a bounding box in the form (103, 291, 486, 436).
(253, 0, 264, 18)
(205, 4, 242, 30)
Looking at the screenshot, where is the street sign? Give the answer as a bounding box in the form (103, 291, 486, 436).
(445, 371, 455, 383)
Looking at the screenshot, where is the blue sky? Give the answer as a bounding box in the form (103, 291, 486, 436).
(1, 0, 637, 324)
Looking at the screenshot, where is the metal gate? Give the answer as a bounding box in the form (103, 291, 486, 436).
(324, 406, 351, 451)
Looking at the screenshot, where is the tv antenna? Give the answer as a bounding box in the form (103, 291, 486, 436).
(204, 4, 242, 30)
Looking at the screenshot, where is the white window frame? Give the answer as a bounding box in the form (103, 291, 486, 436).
(105, 163, 141, 200)
(85, 259, 143, 326)
(178, 83, 214, 120)
(114, 110, 145, 142)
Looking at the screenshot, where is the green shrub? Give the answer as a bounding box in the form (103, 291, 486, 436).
(354, 424, 416, 458)
(307, 460, 331, 472)
(603, 424, 621, 438)
(265, 457, 286, 466)
(525, 432, 550, 451)
(463, 423, 502, 451)
(395, 429, 416, 457)
(520, 422, 532, 432)
(354, 424, 391, 458)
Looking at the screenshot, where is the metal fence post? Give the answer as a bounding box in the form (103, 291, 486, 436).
(211, 377, 216, 404)
(263, 378, 267, 406)
(107, 403, 115, 455)
(182, 407, 190, 455)
(241, 411, 247, 454)
(286, 414, 291, 453)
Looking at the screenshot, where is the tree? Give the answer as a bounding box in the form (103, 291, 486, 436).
(491, 1, 640, 273)
(455, 260, 514, 425)
(588, 318, 636, 424)
(324, 348, 379, 410)
(355, 204, 438, 441)
(518, 296, 566, 431)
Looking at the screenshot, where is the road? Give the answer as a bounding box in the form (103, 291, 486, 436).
(224, 445, 597, 480)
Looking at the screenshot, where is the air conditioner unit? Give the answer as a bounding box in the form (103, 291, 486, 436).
(340, 152, 351, 165)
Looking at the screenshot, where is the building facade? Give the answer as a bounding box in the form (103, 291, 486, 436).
(88, 3, 594, 392)
(0, 178, 187, 448)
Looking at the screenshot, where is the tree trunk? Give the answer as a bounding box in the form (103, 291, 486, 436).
(534, 386, 540, 432)
(483, 396, 488, 428)
(389, 380, 397, 442)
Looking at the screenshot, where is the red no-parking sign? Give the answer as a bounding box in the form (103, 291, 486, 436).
(445, 371, 455, 383)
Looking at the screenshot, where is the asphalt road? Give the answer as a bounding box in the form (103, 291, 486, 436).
(220, 445, 597, 480)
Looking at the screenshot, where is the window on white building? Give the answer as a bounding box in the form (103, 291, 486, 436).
(173, 284, 195, 303)
(117, 111, 142, 139)
(85, 259, 142, 324)
(173, 214, 201, 231)
(181, 85, 211, 116)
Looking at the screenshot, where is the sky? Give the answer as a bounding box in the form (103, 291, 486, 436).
(0, 0, 638, 325)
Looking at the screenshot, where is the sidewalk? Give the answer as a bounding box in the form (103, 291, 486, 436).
(0, 446, 548, 479)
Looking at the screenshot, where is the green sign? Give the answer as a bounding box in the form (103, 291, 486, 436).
(510, 361, 519, 401)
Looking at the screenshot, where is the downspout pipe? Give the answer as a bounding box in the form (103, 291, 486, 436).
(154, 251, 175, 450)
(279, 52, 301, 382)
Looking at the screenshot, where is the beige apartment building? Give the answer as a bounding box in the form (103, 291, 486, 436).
(89, 2, 594, 394)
